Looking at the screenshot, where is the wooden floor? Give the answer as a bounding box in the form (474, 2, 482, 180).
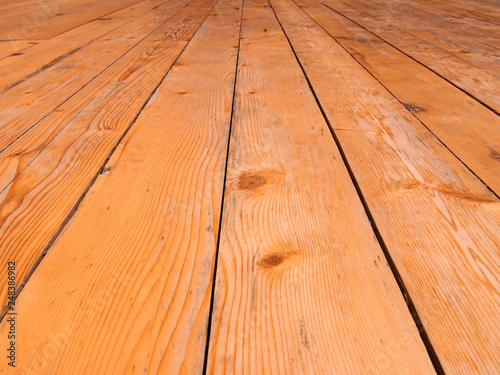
(0, 0, 499, 373)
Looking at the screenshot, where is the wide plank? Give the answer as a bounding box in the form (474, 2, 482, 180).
(271, 0, 500, 372)
(206, 0, 435, 373)
(0, 0, 242, 373)
(294, 0, 500, 196)
(318, 0, 500, 114)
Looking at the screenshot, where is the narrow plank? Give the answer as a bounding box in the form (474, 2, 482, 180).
(319, 0, 500, 114)
(271, 0, 500, 372)
(349, 0, 500, 75)
(0, 0, 169, 91)
(0, 0, 144, 40)
(0, 0, 242, 373)
(0, 0, 190, 152)
(0, 0, 214, 307)
(207, 0, 435, 373)
(294, 0, 500, 195)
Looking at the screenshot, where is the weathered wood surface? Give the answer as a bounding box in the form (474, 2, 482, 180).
(206, 0, 435, 373)
(271, 0, 500, 372)
(0, 0, 242, 373)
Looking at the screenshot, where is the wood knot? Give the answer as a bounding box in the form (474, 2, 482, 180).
(236, 175, 265, 190)
(490, 150, 500, 160)
(257, 253, 291, 268)
(402, 103, 424, 113)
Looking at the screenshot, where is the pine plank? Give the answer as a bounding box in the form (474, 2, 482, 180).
(0, 0, 144, 40)
(294, 0, 500, 195)
(206, 0, 435, 373)
(347, 0, 500, 75)
(0, 0, 190, 152)
(318, 0, 500, 114)
(271, 0, 500, 372)
(0, 0, 214, 307)
(0, 0, 170, 91)
(0, 0, 242, 373)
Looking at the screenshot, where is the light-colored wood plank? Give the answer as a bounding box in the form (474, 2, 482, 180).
(271, 0, 500, 372)
(295, 0, 500, 195)
(0, 0, 214, 308)
(318, 0, 500, 114)
(0, 0, 168, 88)
(206, 0, 435, 373)
(0, 0, 144, 40)
(0, 0, 190, 152)
(347, 0, 500, 75)
(0, 0, 242, 373)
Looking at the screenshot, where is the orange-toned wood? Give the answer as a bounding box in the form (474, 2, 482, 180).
(0, 0, 214, 307)
(319, 0, 500, 113)
(0, 0, 168, 89)
(294, 0, 500, 195)
(271, 0, 500, 372)
(0, 0, 241, 373)
(206, 0, 435, 373)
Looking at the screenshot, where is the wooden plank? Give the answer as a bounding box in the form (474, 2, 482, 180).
(347, 0, 500, 75)
(0, 0, 214, 307)
(206, 0, 435, 373)
(318, 0, 500, 114)
(0, 0, 190, 152)
(0, 0, 169, 91)
(0, 0, 242, 373)
(0, 0, 144, 40)
(270, 0, 500, 372)
(294, 0, 500, 195)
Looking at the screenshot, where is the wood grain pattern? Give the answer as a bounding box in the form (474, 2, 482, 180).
(0, 0, 144, 40)
(294, 0, 500, 195)
(0, 0, 214, 309)
(319, 0, 500, 114)
(0, 0, 168, 90)
(206, 0, 435, 373)
(270, 0, 500, 372)
(0, 0, 189, 151)
(0, 0, 242, 373)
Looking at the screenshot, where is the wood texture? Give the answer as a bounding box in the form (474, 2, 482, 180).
(294, 0, 500, 195)
(206, 0, 435, 373)
(270, 0, 500, 372)
(0, 0, 189, 151)
(0, 0, 214, 309)
(319, 0, 500, 114)
(0, 0, 242, 373)
(0, 0, 144, 40)
(0, 0, 169, 90)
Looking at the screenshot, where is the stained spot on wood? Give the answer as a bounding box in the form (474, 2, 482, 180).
(55, 13, 64, 16)
(264, 28, 267, 32)
(237, 175, 265, 190)
(337, 36, 377, 43)
(300, 319, 310, 350)
(100, 17, 112, 21)
(177, 91, 188, 95)
(249, 91, 256, 95)
(402, 103, 425, 113)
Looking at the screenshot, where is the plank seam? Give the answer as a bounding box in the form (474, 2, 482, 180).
(202, 1, 244, 372)
(299, 1, 500, 200)
(0, 0, 194, 157)
(318, 0, 500, 118)
(0, 0, 218, 323)
(0, 0, 175, 94)
(268, 1, 446, 373)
